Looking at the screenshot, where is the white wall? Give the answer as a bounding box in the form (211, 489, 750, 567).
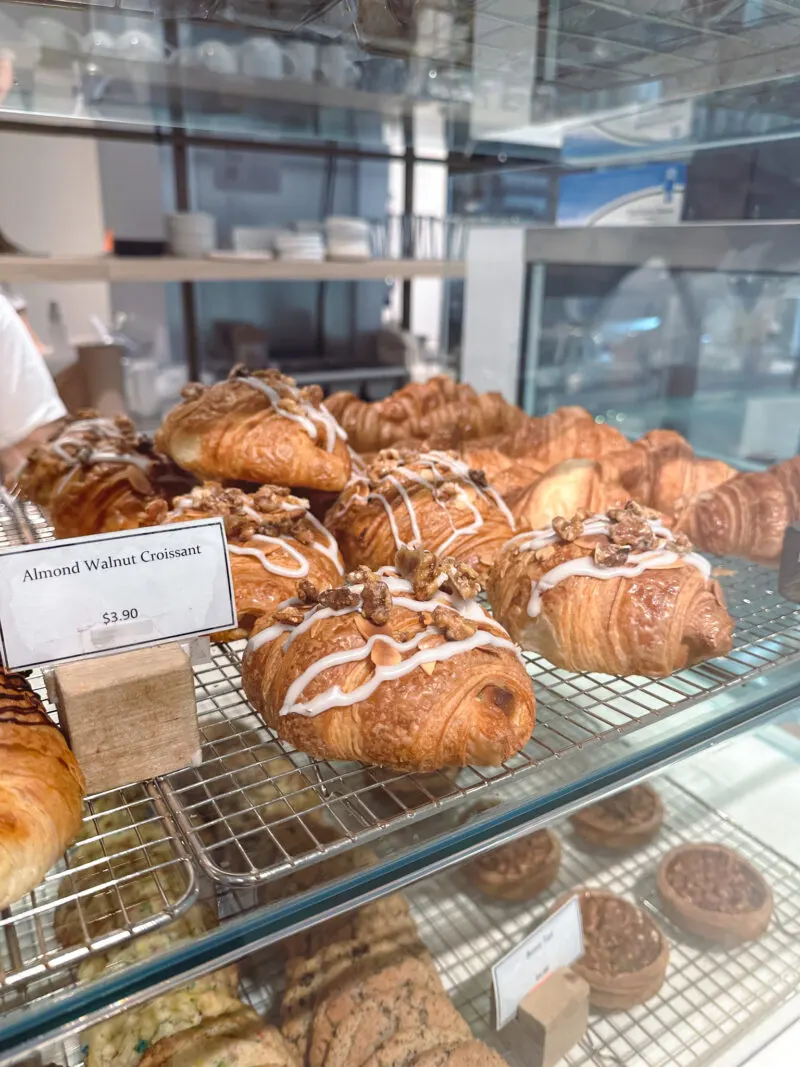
(0, 129, 110, 341)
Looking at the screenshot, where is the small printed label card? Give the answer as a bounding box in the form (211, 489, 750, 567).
(492, 895, 585, 1029)
(0, 518, 236, 670)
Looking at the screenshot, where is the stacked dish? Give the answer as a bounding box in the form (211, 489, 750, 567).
(166, 213, 216, 257)
(324, 216, 372, 260)
(274, 229, 326, 262)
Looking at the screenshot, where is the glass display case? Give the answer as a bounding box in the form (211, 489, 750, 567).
(2, 3, 800, 1067)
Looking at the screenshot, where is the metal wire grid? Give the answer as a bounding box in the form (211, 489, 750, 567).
(156, 556, 800, 890)
(412, 777, 800, 1067)
(0, 508, 199, 1000)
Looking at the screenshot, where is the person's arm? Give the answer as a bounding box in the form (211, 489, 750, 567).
(0, 295, 67, 480)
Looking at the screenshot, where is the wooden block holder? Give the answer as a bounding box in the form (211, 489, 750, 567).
(53, 643, 200, 794)
(501, 967, 590, 1067)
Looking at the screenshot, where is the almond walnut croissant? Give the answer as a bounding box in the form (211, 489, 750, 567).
(242, 551, 535, 771)
(487, 503, 733, 678)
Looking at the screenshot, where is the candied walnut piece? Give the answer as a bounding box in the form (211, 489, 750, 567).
(396, 545, 441, 600)
(318, 587, 361, 610)
(665, 532, 692, 554)
(552, 514, 584, 542)
(437, 480, 461, 501)
(441, 558, 481, 600)
(297, 579, 320, 604)
(362, 580, 392, 626)
(302, 384, 324, 407)
(274, 605, 305, 626)
(610, 516, 655, 552)
(345, 565, 378, 586)
(468, 468, 488, 488)
(278, 396, 302, 415)
(432, 605, 477, 641)
(593, 542, 630, 568)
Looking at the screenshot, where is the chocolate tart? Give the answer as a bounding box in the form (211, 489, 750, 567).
(657, 843, 772, 946)
(556, 888, 669, 1010)
(570, 784, 663, 851)
(460, 802, 561, 902)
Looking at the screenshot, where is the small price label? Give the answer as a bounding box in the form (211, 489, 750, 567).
(492, 895, 584, 1029)
(0, 519, 236, 670)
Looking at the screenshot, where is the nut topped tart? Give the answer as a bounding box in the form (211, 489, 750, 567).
(324, 447, 516, 577)
(460, 802, 561, 901)
(570, 784, 663, 851)
(657, 843, 773, 946)
(487, 501, 734, 678)
(143, 482, 344, 642)
(557, 888, 669, 1010)
(241, 548, 535, 771)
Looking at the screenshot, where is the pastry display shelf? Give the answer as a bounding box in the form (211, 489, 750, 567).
(0, 255, 465, 285)
(41, 778, 800, 1067)
(4, 496, 800, 1063)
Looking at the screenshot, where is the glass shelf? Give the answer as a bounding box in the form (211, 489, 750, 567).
(2, 497, 800, 1062)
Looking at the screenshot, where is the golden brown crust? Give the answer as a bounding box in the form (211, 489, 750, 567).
(463, 827, 561, 901)
(143, 482, 343, 641)
(556, 888, 669, 1010)
(487, 507, 733, 678)
(570, 784, 663, 850)
(485, 407, 628, 468)
(0, 669, 85, 909)
(155, 369, 351, 491)
(657, 843, 772, 945)
(679, 456, 800, 566)
(241, 559, 535, 771)
(506, 459, 627, 532)
(324, 449, 515, 577)
(14, 412, 193, 539)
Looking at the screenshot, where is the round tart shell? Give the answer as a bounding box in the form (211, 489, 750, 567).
(570, 784, 664, 851)
(657, 843, 773, 946)
(555, 888, 669, 1011)
(465, 829, 561, 902)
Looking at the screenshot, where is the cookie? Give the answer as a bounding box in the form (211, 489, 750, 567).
(139, 1007, 302, 1067)
(410, 1040, 510, 1065)
(310, 955, 443, 1067)
(360, 1028, 474, 1067)
(321, 982, 465, 1067)
(285, 893, 414, 960)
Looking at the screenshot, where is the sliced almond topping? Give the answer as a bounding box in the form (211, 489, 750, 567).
(420, 661, 437, 676)
(370, 639, 403, 667)
(354, 615, 385, 640)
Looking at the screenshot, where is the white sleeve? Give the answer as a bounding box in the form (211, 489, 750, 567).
(0, 295, 67, 450)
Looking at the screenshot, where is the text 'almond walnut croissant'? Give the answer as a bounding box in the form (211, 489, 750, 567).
(142, 482, 344, 641)
(324, 448, 515, 577)
(487, 502, 733, 678)
(155, 367, 351, 492)
(242, 550, 535, 771)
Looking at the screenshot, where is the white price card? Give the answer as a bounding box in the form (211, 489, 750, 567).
(492, 895, 584, 1029)
(0, 519, 236, 670)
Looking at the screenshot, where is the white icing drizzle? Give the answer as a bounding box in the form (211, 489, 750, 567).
(515, 513, 714, 618)
(368, 490, 407, 550)
(437, 487, 484, 555)
(386, 475, 422, 543)
(229, 537, 310, 579)
(48, 418, 153, 497)
(241, 376, 347, 452)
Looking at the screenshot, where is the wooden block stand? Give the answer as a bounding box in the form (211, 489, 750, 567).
(54, 643, 200, 793)
(502, 968, 590, 1067)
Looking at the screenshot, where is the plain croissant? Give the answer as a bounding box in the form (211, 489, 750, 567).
(325, 448, 515, 576)
(486, 406, 629, 468)
(679, 456, 800, 566)
(155, 367, 351, 492)
(14, 413, 193, 540)
(0, 669, 85, 909)
(487, 507, 733, 678)
(142, 482, 344, 641)
(242, 554, 535, 771)
(505, 458, 628, 531)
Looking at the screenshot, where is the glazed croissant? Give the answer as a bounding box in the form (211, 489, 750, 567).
(608, 429, 736, 519)
(242, 551, 535, 771)
(487, 406, 629, 468)
(679, 456, 800, 566)
(506, 458, 628, 531)
(324, 448, 515, 576)
(13, 413, 193, 540)
(156, 367, 351, 492)
(324, 376, 523, 453)
(0, 669, 85, 909)
(143, 482, 344, 641)
(487, 504, 733, 678)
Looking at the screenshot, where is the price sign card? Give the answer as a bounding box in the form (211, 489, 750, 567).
(0, 519, 236, 670)
(492, 896, 584, 1029)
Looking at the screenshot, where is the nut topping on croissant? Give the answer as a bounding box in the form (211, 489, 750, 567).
(242, 555, 535, 770)
(325, 448, 515, 577)
(488, 507, 733, 678)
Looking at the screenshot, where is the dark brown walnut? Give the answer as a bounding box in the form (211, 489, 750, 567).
(609, 514, 656, 551)
(318, 588, 361, 610)
(346, 565, 379, 586)
(593, 542, 629, 568)
(396, 546, 482, 602)
(556, 888, 669, 1010)
(432, 606, 476, 641)
(362, 580, 391, 626)
(552, 514, 582, 542)
(274, 606, 305, 626)
(570, 784, 663, 850)
(468, 467, 488, 487)
(657, 843, 772, 946)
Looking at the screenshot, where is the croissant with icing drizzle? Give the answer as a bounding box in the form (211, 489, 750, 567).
(155, 367, 351, 492)
(241, 550, 535, 770)
(14, 412, 194, 539)
(506, 458, 628, 532)
(324, 448, 516, 577)
(487, 503, 733, 677)
(143, 483, 344, 642)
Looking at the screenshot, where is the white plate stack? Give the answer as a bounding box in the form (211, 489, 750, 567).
(166, 212, 216, 258)
(325, 216, 372, 261)
(274, 229, 326, 262)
